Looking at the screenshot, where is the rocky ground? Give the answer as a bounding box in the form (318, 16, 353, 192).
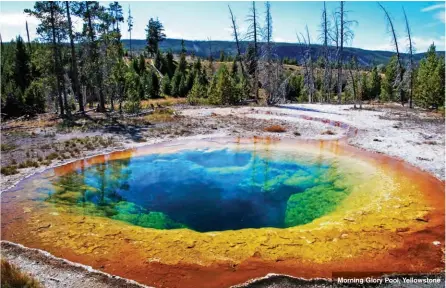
(1, 102, 444, 288)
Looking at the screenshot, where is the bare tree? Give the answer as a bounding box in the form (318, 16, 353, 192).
(379, 2, 404, 106)
(228, 5, 245, 76)
(297, 28, 315, 103)
(207, 36, 214, 74)
(245, 1, 260, 100)
(347, 56, 361, 109)
(335, 1, 356, 104)
(403, 7, 414, 108)
(259, 1, 286, 105)
(319, 1, 331, 102)
(25, 21, 32, 54)
(127, 5, 133, 58)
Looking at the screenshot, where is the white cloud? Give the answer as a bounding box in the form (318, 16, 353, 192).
(421, 3, 445, 25)
(434, 10, 445, 23)
(366, 35, 445, 53)
(0, 12, 38, 41)
(421, 3, 445, 12)
(0, 12, 39, 27)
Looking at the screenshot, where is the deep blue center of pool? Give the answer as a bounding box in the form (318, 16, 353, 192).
(47, 148, 346, 232)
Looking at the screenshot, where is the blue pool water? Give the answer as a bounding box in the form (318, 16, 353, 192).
(46, 148, 348, 232)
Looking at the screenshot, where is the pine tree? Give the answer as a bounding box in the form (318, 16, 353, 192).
(161, 75, 171, 96)
(138, 54, 146, 75)
(208, 65, 238, 105)
(231, 59, 238, 81)
(146, 18, 166, 57)
(149, 69, 160, 98)
(181, 39, 186, 54)
(359, 72, 369, 101)
(14, 36, 31, 93)
(165, 49, 175, 78)
(415, 44, 445, 109)
(368, 66, 381, 100)
(380, 56, 397, 102)
(187, 71, 208, 105)
(26, 1, 68, 116)
(24, 80, 46, 114)
(219, 50, 225, 62)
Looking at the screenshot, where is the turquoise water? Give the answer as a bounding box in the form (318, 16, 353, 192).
(46, 148, 349, 232)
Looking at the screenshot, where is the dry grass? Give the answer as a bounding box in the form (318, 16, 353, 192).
(140, 97, 187, 109)
(1, 259, 42, 288)
(264, 125, 287, 133)
(145, 108, 176, 123)
(1, 143, 17, 152)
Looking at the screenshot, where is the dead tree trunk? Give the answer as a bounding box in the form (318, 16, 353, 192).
(321, 1, 330, 102)
(228, 5, 246, 76)
(337, 1, 344, 104)
(50, 2, 65, 116)
(66, 1, 84, 112)
(379, 2, 404, 106)
(403, 7, 414, 109)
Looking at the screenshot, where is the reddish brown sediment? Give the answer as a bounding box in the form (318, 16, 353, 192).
(1, 138, 444, 288)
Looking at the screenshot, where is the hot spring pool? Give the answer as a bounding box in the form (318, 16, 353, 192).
(44, 146, 350, 232)
(1, 138, 444, 288)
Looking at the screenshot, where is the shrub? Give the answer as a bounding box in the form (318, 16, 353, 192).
(24, 80, 46, 115)
(264, 125, 287, 133)
(1, 165, 18, 175)
(1, 143, 17, 151)
(322, 130, 335, 135)
(1, 259, 42, 288)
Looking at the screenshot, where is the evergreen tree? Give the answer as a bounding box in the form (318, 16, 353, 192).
(219, 50, 225, 62)
(287, 73, 304, 101)
(231, 59, 238, 81)
(26, 1, 68, 115)
(14, 36, 31, 93)
(181, 39, 186, 54)
(414, 44, 445, 109)
(24, 80, 46, 114)
(146, 18, 166, 57)
(380, 56, 397, 102)
(165, 49, 175, 78)
(149, 69, 160, 98)
(138, 54, 146, 75)
(171, 69, 182, 97)
(161, 75, 171, 95)
(359, 72, 369, 101)
(187, 71, 208, 105)
(208, 65, 238, 105)
(109, 2, 124, 39)
(368, 66, 381, 99)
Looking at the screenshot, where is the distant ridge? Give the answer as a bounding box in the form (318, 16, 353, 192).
(122, 38, 445, 67)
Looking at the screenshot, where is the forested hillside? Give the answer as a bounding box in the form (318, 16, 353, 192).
(1, 1, 444, 120)
(122, 38, 444, 67)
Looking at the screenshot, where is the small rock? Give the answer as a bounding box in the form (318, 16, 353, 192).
(415, 215, 429, 222)
(373, 138, 382, 142)
(396, 227, 410, 233)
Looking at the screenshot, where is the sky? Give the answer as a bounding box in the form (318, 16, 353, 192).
(0, 1, 445, 53)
